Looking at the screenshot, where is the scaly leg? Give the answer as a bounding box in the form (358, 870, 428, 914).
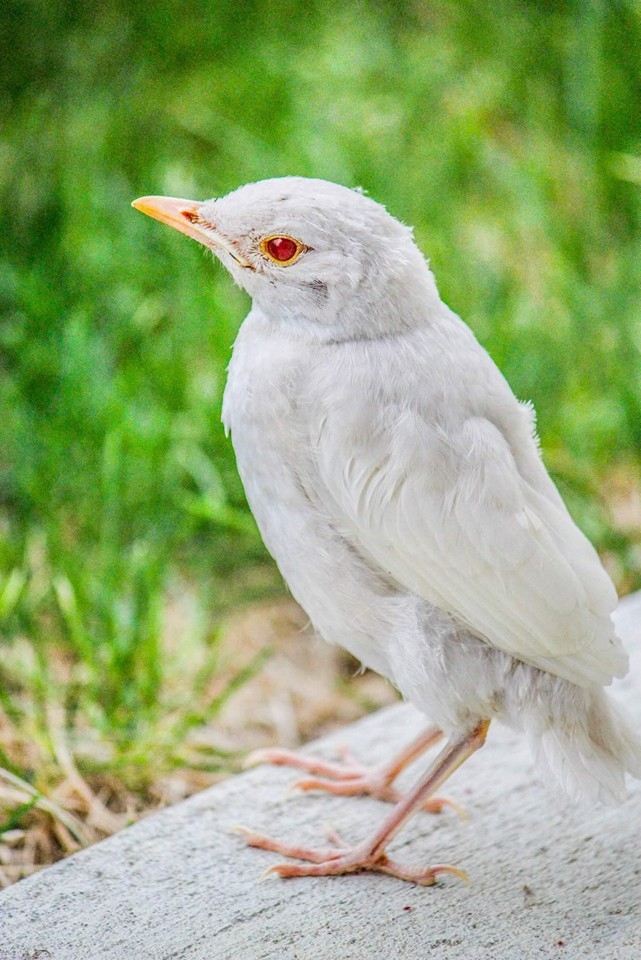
(235, 719, 490, 885)
(245, 725, 457, 813)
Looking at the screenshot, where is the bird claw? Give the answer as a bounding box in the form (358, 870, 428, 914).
(235, 822, 466, 885)
(229, 823, 255, 838)
(423, 795, 468, 820)
(232, 823, 341, 863)
(244, 746, 365, 779)
(245, 745, 462, 814)
(288, 773, 395, 800)
(243, 748, 283, 770)
(233, 723, 488, 887)
(288, 773, 464, 819)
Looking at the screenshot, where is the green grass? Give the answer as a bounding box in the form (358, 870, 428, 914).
(0, 0, 640, 847)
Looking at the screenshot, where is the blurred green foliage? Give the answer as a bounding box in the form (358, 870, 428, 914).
(0, 0, 640, 794)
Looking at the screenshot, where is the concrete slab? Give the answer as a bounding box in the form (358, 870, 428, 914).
(1, 593, 640, 960)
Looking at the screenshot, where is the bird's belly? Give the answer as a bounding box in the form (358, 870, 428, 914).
(227, 402, 403, 679)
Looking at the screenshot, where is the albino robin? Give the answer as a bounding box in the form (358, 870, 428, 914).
(132, 178, 641, 884)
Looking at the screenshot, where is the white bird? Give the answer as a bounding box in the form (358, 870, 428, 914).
(132, 178, 641, 885)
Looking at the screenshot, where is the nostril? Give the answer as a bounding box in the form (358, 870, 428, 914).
(182, 210, 200, 223)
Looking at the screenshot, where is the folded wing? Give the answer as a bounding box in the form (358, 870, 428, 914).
(313, 406, 625, 688)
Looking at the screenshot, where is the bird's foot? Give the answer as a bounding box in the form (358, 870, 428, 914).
(244, 743, 462, 816)
(245, 744, 402, 800)
(232, 824, 467, 886)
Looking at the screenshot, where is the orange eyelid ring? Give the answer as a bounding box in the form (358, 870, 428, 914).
(259, 235, 307, 265)
(131, 195, 251, 267)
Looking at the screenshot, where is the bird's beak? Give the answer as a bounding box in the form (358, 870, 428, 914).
(131, 195, 250, 267)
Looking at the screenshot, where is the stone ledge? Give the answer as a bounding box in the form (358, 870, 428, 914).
(1, 593, 640, 960)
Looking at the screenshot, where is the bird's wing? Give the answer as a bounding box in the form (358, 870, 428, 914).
(312, 403, 625, 687)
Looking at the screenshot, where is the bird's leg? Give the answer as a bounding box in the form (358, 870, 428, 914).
(235, 719, 490, 885)
(245, 726, 455, 813)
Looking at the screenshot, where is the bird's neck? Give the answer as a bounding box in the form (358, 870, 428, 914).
(259, 257, 442, 344)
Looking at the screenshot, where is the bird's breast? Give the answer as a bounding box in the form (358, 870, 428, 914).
(222, 316, 318, 533)
(220, 315, 409, 678)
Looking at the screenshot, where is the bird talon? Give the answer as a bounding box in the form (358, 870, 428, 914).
(229, 823, 253, 838)
(230, 824, 272, 847)
(242, 749, 269, 770)
(435, 863, 470, 884)
(260, 863, 287, 881)
(424, 796, 468, 820)
(285, 779, 305, 798)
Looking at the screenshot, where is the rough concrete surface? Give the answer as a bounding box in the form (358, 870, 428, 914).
(1, 592, 640, 960)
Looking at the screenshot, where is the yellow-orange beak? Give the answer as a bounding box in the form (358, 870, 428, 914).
(131, 195, 250, 266)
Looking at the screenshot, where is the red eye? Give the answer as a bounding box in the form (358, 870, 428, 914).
(261, 235, 304, 264)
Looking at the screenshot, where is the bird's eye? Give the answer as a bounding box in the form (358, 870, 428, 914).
(260, 235, 305, 265)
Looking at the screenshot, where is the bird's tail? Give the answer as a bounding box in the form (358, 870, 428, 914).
(531, 688, 641, 805)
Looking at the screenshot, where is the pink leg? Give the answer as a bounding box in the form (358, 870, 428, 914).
(245, 726, 458, 813)
(235, 719, 490, 886)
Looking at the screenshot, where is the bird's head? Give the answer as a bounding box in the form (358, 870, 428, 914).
(132, 177, 439, 341)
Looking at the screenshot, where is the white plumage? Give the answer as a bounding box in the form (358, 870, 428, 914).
(133, 177, 641, 883)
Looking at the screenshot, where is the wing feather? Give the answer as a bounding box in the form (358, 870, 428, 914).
(314, 405, 625, 688)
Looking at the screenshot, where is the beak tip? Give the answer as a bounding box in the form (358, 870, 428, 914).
(129, 195, 200, 222)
